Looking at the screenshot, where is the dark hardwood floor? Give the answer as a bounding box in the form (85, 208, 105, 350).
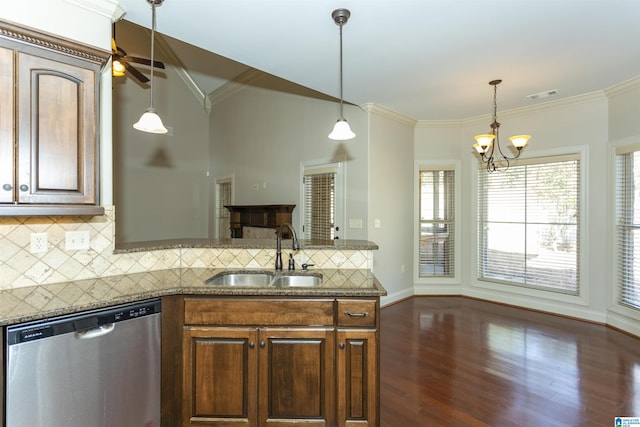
(380, 297, 640, 427)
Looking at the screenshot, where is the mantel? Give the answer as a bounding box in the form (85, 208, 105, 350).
(225, 204, 295, 238)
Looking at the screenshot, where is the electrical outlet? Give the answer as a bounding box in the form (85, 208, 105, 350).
(65, 230, 90, 250)
(30, 233, 48, 253)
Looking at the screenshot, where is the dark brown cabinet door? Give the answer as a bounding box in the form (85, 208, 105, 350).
(183, 328, 258, 426)
(336, 330, 378, 427)
(0, 47, 13, 204)
(258, 328, 335, 427)
(16, 52, 96, 204)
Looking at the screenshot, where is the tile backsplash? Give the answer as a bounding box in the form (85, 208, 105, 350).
(0, 206, 372, 290)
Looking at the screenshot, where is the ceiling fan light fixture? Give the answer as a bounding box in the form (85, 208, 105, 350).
(133, 107, 168, 134)
(328, 118, 356, 140)
(112, 59, 126, 77)
(329, 8, 355, 141)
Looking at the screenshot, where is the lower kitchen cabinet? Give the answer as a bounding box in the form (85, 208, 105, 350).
(178, 297, 379, 427)
(258, 328, 335, 427)
(183, 328, 258, 425)
(336, 330, 378, 427)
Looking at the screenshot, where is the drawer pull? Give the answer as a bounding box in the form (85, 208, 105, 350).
(344, 311, 369, 317)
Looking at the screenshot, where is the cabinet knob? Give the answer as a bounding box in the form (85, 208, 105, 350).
(259, 341, 265, 348)
(19, 184, 28, 192)
(339, 343, 345, 350)
(249, 342, 255, 349)
(2, 184, 11, 191)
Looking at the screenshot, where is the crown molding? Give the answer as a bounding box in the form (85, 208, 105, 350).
(456, 90, 608, 127)
(605, 75, 640, 98)
(64, 0, 126, 21)
(361, 103, 417, 127)
(414, 119, 463, 129)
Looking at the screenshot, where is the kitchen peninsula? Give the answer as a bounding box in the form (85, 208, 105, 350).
(1, 238, 385, 427)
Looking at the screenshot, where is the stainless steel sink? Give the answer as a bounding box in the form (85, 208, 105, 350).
(205, 271, 274, 286)
(272, 274, 323, 287)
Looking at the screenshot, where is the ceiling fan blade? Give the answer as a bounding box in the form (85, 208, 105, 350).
(127, 56, 165, 69)
(124, 62, 149, 83)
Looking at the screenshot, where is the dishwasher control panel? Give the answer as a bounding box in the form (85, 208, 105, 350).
(7, 298, 161, 344)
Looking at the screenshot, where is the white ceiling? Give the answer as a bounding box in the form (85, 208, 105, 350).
(116, 0, 640, 122)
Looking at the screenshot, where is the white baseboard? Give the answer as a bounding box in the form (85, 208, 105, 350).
(380, 288, 413, 307)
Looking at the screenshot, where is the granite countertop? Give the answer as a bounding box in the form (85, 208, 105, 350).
(0, 268, 386, 326)
(114, 238, 379, 253)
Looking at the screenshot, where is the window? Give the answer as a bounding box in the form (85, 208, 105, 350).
(477, 155, 580, 294)
(215, 178, 232, 238)
(303, 165, 337, 240)
(615, 148, 640, 310)
(419, 168, 455, 277)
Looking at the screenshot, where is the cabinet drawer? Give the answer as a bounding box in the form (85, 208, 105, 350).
(337, 300, 377, 327)
(184, 298, 334, 326)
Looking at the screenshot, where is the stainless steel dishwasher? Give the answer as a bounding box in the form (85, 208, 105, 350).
(5, 298, 161, 427)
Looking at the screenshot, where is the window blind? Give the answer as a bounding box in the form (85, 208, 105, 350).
(477, 156, 580, 294)
(303, 171, 335, 240)
(216, 180, 232, 238)
(615, 150, 640, 309)
(419, 169, 455, 277)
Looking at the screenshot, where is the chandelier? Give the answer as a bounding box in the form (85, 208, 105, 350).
(473, 79, 530, 172)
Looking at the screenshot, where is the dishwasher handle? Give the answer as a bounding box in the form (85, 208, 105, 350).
(76, 323, 115, 339)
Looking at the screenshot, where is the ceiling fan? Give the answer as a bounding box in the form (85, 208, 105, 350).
(112, 24, 165, 83)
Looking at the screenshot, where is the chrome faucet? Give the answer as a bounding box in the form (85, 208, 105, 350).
(275, 223, 300, 271)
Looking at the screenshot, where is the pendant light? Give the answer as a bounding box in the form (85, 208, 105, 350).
(328, 8, 355, 141)
(133, 0, 167, 134)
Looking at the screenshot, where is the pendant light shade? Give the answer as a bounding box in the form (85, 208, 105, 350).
(134, 0, 167, 135)
(328, 8, 355, 141)
(329, 118, 355, 140)
(133, 107, 167, 134)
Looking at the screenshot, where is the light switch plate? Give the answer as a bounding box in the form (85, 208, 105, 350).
(65, 230, 90, 250)
(349, 218, 363, 229)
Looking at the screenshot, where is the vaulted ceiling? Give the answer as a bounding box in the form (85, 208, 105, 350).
(116, 0, 640, 122)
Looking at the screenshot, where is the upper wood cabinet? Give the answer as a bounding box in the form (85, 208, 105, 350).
(0, 21, 109, 216)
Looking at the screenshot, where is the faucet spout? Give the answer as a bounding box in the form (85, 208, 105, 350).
(275, 223, 300, 270)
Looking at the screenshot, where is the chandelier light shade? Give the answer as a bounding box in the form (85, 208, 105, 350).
(474, 79, 530, 172)
(133, 0, 167, 135)
(328, 8, 355, 141)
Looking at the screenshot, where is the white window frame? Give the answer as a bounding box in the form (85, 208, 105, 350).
(471, 146, 589, 306)
(414, 160, 461, 285)
(214, 175, 234, 239)
(300, 160, 345, 240)
(612, 140, 640, 318)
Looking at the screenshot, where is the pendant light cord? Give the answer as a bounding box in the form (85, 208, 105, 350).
(338, 23, 344, 118)
(149, 1, 156, 109)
